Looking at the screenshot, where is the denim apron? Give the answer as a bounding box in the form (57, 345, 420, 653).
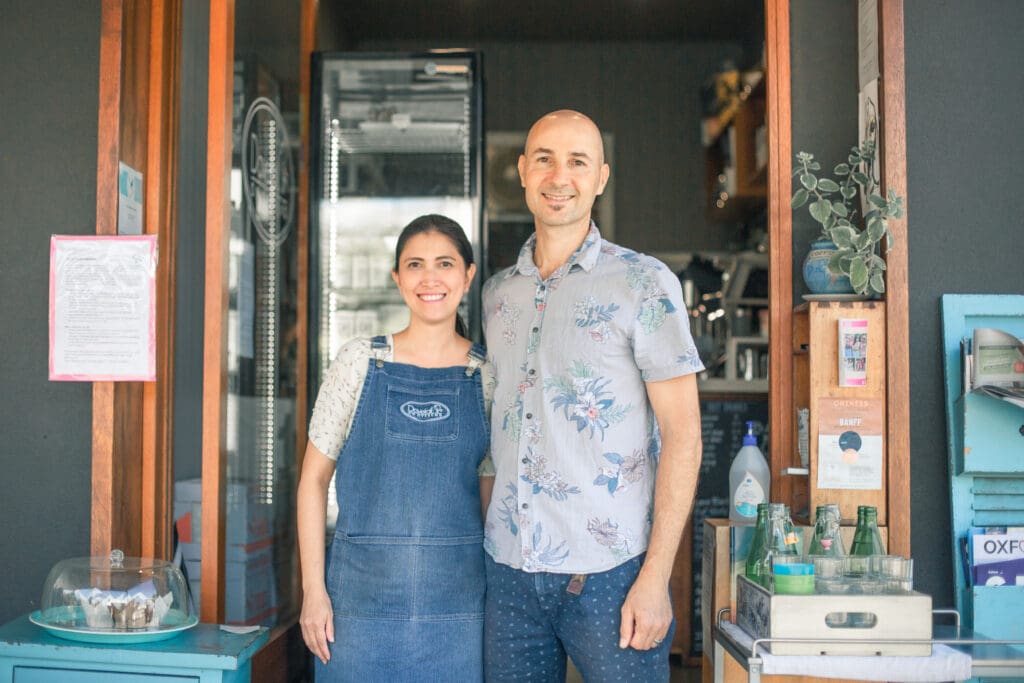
(317, 337, 489, 682)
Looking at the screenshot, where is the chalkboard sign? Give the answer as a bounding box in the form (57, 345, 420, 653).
(687, 396, 768, 658)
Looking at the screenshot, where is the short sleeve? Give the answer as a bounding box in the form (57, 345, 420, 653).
(476, 359, 496, 477)
(307, 338, 373, 460)
(631, 259, 706, 382)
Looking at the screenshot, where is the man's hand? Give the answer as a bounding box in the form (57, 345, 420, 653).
(618, 570, 672, 650)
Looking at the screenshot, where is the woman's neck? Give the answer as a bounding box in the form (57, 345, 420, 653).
(391, 324, 470, 367)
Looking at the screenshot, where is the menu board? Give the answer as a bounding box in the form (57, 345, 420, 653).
(687, 396, 769, 658)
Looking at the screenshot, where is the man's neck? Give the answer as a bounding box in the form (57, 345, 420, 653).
(533, 221, 591, 280)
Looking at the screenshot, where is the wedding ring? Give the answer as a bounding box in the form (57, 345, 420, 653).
(653, 638, 663, 645)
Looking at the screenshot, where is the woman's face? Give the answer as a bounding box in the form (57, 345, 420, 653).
(392, 231, 476, 327)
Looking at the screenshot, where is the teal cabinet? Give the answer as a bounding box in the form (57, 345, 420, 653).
(941, 294, 1024, 653)
(0, 616, 268, 683)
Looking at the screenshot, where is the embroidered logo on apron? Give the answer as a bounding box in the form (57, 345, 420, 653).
(400, 400, 451, 422)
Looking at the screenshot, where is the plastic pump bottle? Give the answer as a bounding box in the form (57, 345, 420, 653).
(729, 421, 771, 523)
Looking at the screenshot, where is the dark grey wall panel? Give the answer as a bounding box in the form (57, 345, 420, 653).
(904, 0, 1024, 606)
(173, 0, 211, 484)
(357, 40, 747, 254)
(0, 0, 100, 623)
(789, 0, 859, 305)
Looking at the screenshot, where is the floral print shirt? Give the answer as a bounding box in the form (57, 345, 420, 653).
(482, 225, 704, 573)
(308, 335, 496, 475)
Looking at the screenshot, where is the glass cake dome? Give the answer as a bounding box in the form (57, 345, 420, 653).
(31, 549, 197, 643)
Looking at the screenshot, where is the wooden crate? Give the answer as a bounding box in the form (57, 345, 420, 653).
(736, 575, 931, 656)
(700, 520, 888, 676)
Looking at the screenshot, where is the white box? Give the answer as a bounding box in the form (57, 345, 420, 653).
(180, 545, 278, 625)
(173, 478, 273, 546)
(736, 574, 931, 656)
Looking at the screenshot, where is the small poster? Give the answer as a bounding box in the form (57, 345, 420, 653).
(858, 0, 880, 89)
(117, 162, 143, 235)
(49, 235, 157, 381)
(816, 397, 884, 490)
(838, 318, 869, 387)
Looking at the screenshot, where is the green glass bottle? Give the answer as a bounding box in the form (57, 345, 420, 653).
(809, 504, 846, 556)
(744, 503, 770, 587)
(849, 505, 885, 556)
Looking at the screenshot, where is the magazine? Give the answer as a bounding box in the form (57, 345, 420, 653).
(963, 328, 1024, 409)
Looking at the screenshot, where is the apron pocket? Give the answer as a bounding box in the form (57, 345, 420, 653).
(329, 534, 484, 620)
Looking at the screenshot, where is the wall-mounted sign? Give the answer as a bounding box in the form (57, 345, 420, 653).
(49, 235, 157, 381)
(816, 397, 884, 490)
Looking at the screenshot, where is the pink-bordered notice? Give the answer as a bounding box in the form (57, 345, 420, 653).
(49, 235, 157, 381)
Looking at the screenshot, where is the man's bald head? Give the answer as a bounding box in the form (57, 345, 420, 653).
(525, 110, 605, 165)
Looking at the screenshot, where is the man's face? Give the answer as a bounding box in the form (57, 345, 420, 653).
(518, 114, 610, 234)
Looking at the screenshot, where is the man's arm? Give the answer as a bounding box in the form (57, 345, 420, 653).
(619, 372, 702, 650)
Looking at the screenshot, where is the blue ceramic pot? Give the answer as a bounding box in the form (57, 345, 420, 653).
(802, 239, 855, 295)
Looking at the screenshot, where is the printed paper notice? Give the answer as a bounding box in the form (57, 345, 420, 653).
(816, 397, 883, 490)
(49, 235, 157, 381)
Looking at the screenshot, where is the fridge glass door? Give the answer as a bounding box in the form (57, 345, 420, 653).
(311, 53, 482, 531)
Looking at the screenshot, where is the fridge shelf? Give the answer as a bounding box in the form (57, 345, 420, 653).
(328, 288, 406, 305)
(334, 122, 468, 155)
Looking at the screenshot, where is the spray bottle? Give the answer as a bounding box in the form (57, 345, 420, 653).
(729, 421, 770, 523)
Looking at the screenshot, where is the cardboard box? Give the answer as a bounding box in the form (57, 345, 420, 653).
(182, 545, 278, 625)
(173, 478, 273, 546)
(736, 574, 932, 656)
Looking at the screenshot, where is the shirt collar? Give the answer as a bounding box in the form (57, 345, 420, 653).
(512, 222, 603, 277)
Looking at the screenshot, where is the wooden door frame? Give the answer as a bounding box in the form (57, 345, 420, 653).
(92, 0, 181, 561)
(766, 0, 910, 555)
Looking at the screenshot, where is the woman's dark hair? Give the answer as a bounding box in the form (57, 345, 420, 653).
(394, 214, 475, 337)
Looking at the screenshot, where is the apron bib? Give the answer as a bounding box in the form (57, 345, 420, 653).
(317, 337, 489, 682)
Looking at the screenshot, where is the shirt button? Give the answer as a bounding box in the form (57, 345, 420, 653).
(528, 368, 536, 375)
(521, 457, 529, 464)
(532, 326, 539, 333)
(525, 413, 533, 419)
(522, 503, 529, 509)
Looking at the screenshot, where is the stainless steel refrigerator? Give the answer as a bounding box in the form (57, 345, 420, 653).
(308, 52, 484, 524)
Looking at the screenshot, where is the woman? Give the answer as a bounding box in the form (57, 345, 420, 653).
(298, 215, 494, 681)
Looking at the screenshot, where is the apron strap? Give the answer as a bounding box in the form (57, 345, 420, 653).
(370, 335, 390, 368)
(465, 344, 486, 376)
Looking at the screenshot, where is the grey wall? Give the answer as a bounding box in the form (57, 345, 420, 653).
(347, 39, 749, 255)
(904, 0, 1024, 606)
(173, 0, 211, 483)
(789, 0, 859, 305)
(0, 0, 100, 623)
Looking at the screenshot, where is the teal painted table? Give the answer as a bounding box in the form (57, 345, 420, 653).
(0, 615, 268, 682)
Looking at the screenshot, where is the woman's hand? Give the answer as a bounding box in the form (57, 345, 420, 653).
(300, 585, 334, 665)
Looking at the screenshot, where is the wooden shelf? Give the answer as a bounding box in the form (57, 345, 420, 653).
(792, 300, 887, 525)
(703, 71, 768, 223)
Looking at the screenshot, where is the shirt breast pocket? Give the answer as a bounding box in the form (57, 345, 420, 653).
(385, 386, 460, 442)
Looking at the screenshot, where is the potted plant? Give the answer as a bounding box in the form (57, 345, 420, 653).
(791, 140, 904, 297)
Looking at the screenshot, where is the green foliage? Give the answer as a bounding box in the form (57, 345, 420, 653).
(791, 141, 905, 296)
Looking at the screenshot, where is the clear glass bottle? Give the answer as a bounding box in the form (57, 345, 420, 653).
(850, 505, 885, 556)
(809, 504, 846, 557)
(744, 503, 770, 587)
(781, 505, 801, 550)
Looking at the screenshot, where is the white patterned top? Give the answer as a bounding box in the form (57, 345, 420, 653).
(308, 334, 496, 476)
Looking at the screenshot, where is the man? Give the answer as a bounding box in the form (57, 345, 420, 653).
(482, 109, 704, 682)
